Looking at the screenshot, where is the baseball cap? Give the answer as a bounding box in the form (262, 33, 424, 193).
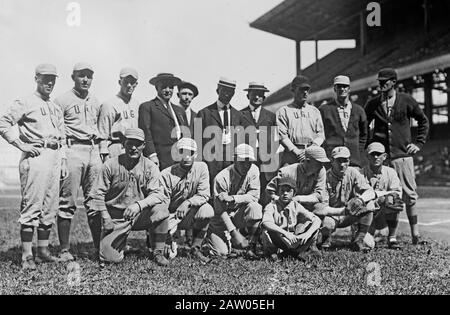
(120, 67, 138, 80)
(291, 75, 311, 89)
(73, 62, 94, 73)
(178, 81, 199, 97)
(305, 146, 330, 163)
(218, 77, 237, 89)
(278, 177, 296, 189)
(331, 146, 351, 159)
(176, 138, 197, 152)
(333, 75, 350, 86)
(377, 68, 397, 81)
(124, 128, 145, 142)
(367, 142, 385, 154)
(35, 63, 58, 76)
(234, 144, 256, 161)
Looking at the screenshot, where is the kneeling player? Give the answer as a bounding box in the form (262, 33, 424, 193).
(314, 147, 376, 251)
(204, 144, 263, 258)
(261, 177, 321, 260)
(160, 138, 214, 262)
(88, 128, 170, 265)
(363, 142, 404, 249)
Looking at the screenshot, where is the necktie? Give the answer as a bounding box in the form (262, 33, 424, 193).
(224, 107, 230, 134)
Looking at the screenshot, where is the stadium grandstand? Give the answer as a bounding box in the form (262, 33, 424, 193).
(250, 0, 450, 184)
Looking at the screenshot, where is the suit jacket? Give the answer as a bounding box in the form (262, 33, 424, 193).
(365, 92, 429, 160)
(138, 97, 188, 169)
(196, 102, 251, 183)
(240, 106, 277, 163)
(319, 100, 368, 167)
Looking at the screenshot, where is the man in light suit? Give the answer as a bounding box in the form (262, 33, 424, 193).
(138, 73, 188, 170)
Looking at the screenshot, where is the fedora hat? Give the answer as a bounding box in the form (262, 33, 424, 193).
(149, 73, 182, 86)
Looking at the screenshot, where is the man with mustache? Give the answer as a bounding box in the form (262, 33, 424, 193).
(54, 63, 103, 262)
(0, 64, 67, 270)
(138, 73, 188, 170)
(98, 68, 140, 160)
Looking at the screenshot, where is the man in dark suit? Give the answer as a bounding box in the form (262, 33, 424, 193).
(138, 73, 188, 170)
(196, 77, 250, 190)
(240, 82, 277, 205)
(177, 81, 198, 137)
(319, 75, 368, 168)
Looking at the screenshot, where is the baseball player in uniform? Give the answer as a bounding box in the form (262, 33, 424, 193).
(87, 128, 170, 265)
(160, 138, 214, 262)
(276, 75, 325, 166)
(365, 68, 429, 245)
(54, 63, 103, 261)
(362, 142, 403, 249)
(261, 177, 322, 260)
(0, 64, 67, 270)
(319, 75, 368, 168)
(266, 146, 328, 212)
(98, 68, 140, 160)
(204, 144, 263, 258)
(315, 147, 376, 251)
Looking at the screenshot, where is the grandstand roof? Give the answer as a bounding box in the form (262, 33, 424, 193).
(250, 0, 380, 41)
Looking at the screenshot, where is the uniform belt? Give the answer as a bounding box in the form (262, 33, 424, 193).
(42, 142, 62, 150)
(294, 144, 308, 149)
(67, 138, 100, 146)
(110, 139, 122, 145)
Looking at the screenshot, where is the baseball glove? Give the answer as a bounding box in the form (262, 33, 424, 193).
(346, 197, 370, 217)
(378, 193, 404, 214)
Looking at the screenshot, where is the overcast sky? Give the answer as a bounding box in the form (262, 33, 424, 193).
(0, 0, 354, 165)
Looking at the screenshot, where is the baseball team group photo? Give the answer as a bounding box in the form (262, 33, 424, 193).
(1, 0, 450, 296)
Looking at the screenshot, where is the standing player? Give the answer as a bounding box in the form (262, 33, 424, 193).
(204, 144, 262, 258)
(261, 177, 322, 260)
(0, 64, 67, 270)
(240, 82, 277, 205)
(138, 73, 188, 170)
(362, 142, 403, 249)
(316, 147, 376, 251)
(160, 138, 214, 262)
(98, 68, 140, 160)
(365, 68, 429, 245)
(276, 75, 324, 166)
(88, 128, 170, 265)
(319, 75, 368, 168)
(54, 62, 103, 261)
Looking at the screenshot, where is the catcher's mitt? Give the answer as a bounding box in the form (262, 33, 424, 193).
(346, 197, 370, 217)
(378, 193, 404, 214)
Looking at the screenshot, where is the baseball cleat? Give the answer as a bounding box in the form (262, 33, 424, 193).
(387, 238, 402, 250)
(35, 251, 61, 264)
(59, 249, 75, 262)
(350, 240, 371, 253)
(412, 235, 428, 245)
(152, 250, 169, 266)
(21, 255, 37, 270)
(191, 246, 211, 264)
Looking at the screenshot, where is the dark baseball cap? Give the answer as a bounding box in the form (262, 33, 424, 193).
(378, 68, 397, 81)
(278, 177, 297, 189)
(291, 75, 311, 89)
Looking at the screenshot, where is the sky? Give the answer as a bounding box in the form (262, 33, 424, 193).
(0, 0, 355, 166)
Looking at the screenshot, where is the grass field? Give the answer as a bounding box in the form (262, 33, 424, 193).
(1, 195, 449, 295)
